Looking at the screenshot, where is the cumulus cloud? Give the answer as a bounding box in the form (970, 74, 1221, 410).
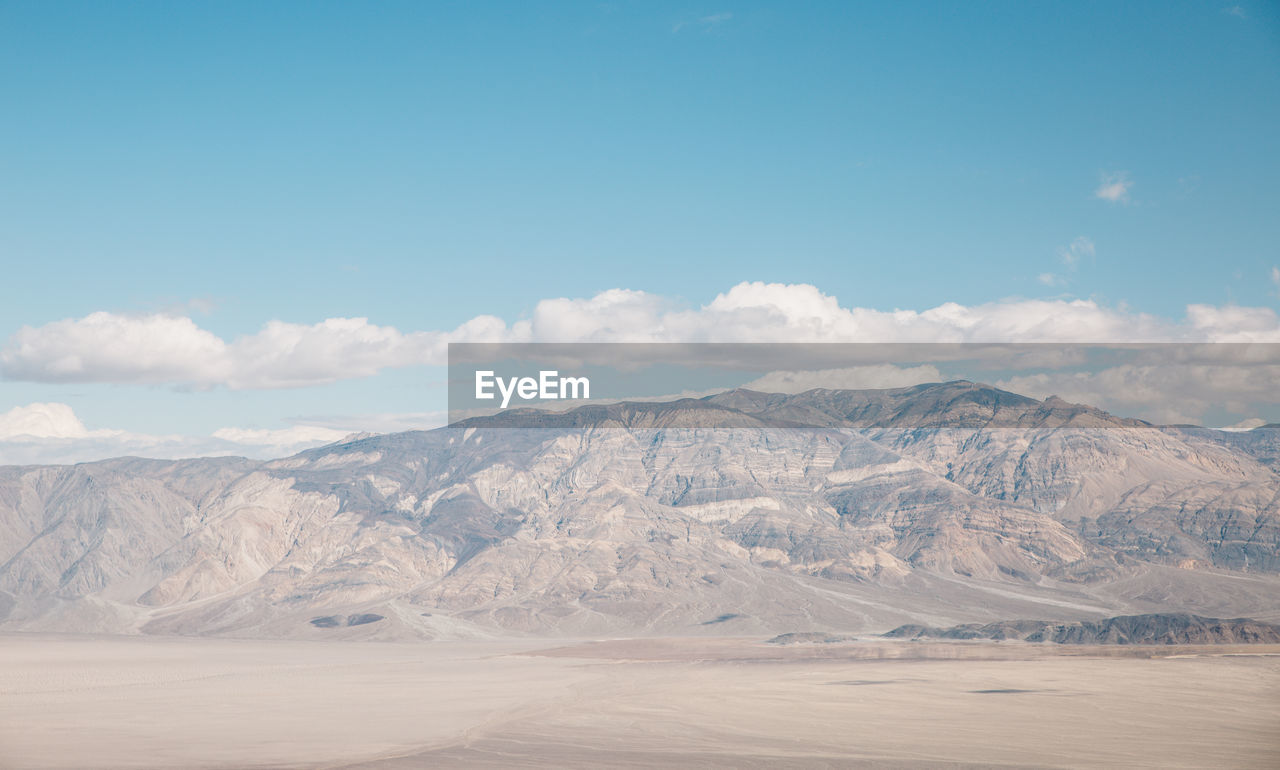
(507, 283, 1184, 344)
(0, 402, 96, 440)
(1183, 303, 1280, 342)
(225, 317, 443, 389)
(5, 282, 1280, 391)
(1, 314, 454, 389)
(0, 402, 384, 465)
(1094, 172, 1133, 203)
(998, 362, 1280, 426)
(501, 281, 1279, 343)
(1, 312, 231, 386)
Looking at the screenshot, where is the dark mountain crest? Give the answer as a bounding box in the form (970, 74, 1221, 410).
(448, 380, 1152, 432)
(884, 613, 1280, 645)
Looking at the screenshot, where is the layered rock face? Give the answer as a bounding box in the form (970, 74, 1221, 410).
(1, 382, 1277, 639)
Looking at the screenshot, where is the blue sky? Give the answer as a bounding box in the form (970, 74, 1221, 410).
(1, 1, 1278, 460)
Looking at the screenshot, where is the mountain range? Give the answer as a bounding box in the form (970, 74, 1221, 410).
(883, 612, 1280, 644)
(1, 381, 1277, 640)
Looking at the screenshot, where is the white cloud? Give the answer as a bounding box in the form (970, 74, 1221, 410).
(224, 317, 443, 389)
(513, 282, 1280, 343)
(287, 412, 447, 434)
(1058, 236, 1095, 267)
(5, 282, 1280, 391)
(1221, 417, 1265, 432)
(2, 314, 461, 389)
(1183, 303, 1280, 341)
(1038, 273, 1064, 287)
(0, 402, 378, 465)
(1, 312, 231, 386)
(741, 364, 944, 394)
(543, 283, 1178, 344)
(998, 362, 1280, 427)
(210, 425, 352, 446)
(0, 402, 95, 439)
(1094, 172, 1133, 203)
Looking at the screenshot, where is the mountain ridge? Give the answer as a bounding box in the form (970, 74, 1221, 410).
(2, 381, 1277, 640)
(883, 612, 1280, 644)
(453, 380, 1156, 432)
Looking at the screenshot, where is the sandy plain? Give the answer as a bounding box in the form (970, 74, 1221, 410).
(0, 634, 1277, 769)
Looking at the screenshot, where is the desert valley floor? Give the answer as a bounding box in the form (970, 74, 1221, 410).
(1, 633, 1276, 769)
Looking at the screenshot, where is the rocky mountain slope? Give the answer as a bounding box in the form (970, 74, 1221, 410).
(1, 381, 1277, 639)
(883, 613, 1280, 644)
